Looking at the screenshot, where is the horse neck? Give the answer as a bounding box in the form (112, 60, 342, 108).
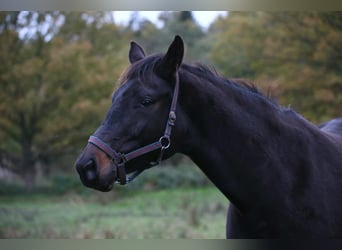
(177, 70, 310, 212)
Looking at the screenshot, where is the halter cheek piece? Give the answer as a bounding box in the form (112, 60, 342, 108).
(87, 72, 180, 185)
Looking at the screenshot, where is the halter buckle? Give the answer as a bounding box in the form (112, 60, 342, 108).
(168, 111, 176, 126)
(114, 153, 127, 166)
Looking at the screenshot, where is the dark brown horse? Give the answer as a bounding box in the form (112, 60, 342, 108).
(75, 36, 342, 238)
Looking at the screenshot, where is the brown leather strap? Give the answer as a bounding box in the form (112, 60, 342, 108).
(88, 136, 119, 160)
(164, 73, 179, 139)
(116, 163, 127, 185)
(124, 141, 163, 162)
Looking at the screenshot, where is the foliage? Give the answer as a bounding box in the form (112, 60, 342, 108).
(209, 11, 342, 123)
(130, 11, 206, 61)
(209, 12, 267, 78)
(124, 164, 211, 191)
(0, 12, 131, 186)
(0, 163, 212, 197)
(264, 12, 342, 122)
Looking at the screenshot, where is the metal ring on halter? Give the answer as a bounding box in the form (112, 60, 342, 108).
(159, 136, 171, 149)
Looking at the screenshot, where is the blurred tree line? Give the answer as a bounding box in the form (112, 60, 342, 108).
(0, 11, 341, 188)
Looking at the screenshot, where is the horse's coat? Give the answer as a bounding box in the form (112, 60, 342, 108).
(75, 36, 342, 238)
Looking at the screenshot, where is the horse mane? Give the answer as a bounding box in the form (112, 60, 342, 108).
(118, 54, 275, 105)
(184, 63, 261, 94)
(181, 63, 276, 106)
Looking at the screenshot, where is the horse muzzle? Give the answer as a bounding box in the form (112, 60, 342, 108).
(75, 146, 117, 192)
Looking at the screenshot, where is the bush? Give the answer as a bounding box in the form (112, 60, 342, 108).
(128, 164, 211, 191)
(49, 173, 85, 194)
(0, 163, 212, 197)
(0, 181, 26, 196)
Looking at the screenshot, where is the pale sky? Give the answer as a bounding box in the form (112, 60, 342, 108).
(113, 11, 227, 29)
(17, 11, 227, 41)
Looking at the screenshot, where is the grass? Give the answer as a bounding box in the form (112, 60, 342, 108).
(0, 187, 228, 239)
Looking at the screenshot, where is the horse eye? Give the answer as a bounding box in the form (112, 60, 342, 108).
(140, 98, 155, 107)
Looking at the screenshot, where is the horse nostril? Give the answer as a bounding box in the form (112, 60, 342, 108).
(84, 159, 97, 181)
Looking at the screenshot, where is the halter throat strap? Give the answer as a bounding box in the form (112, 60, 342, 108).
(87, 72, 180, 185)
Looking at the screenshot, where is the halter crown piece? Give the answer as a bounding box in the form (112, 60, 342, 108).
(88, 72, 180, 185)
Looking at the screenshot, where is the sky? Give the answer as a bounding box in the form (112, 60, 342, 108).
(113, 11, 227, 29)
(16, 11, 227, 41)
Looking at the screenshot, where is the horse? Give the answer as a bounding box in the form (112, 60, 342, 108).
(75, 35, 342, 238)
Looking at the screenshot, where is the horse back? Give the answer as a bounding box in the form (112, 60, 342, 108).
(319, 117, 342, 135)
(319, 117, 342, 146)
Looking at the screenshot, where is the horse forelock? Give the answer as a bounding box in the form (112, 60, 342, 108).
(119, 54, 163, 86)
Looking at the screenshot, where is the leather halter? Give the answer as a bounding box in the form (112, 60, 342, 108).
(88, 72, 180, 185)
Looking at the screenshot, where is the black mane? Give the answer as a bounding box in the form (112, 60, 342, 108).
(182, 63, 265, 96)
(119, 54, 274, 106)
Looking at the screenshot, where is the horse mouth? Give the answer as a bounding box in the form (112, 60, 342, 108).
(78, 169, 116, 192)
(82, 180, 115, 192)
(98, 183, 114, 192)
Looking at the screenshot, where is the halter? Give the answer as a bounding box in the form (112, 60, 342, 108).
(88, 72, 180, 185)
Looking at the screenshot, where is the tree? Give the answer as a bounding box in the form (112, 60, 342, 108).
(130, 11, 205, 62)
(0, 11, 131, 187)
(209, 12, 342, 123)
(0, 11, 63, 186)
(261, 12, 342, 122)
(209, 12, 269, 78)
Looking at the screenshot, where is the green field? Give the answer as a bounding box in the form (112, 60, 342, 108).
(0, 187, 228, 239)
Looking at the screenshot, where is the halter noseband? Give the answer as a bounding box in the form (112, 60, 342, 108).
(87, 72, 180, 185)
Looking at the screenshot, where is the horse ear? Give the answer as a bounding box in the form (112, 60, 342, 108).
(129, 41, 146, 64)
(157, 35, 184, 78)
